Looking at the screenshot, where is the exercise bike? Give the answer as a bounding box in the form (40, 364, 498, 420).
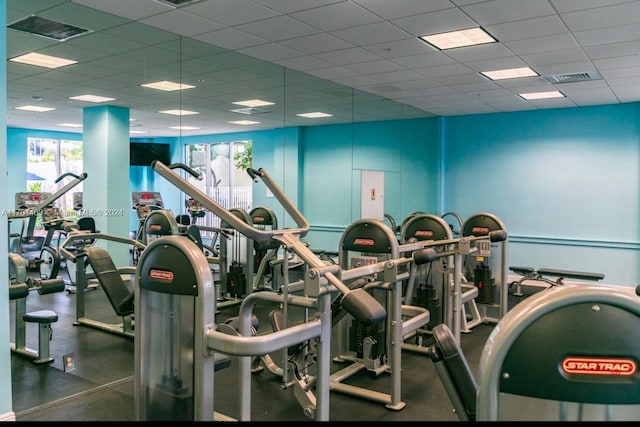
(9, 172, 88, 281)
(35, 173, 90, 283)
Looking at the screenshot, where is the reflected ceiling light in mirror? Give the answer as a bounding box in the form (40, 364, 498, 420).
(420, 27, 496, 50)
(158, 109, 199, 116)
(518, 91, 565, 100)
(9, 52, 77, 68)
(169, 125, 201, 130)
(15, 105, 55, 112)
(232, 99, 275, 107)
(296, 112, 333, 118)
(130, 130, 148, 134)
(141, 80, 196, 91)
(69, 94, 116, 103)
(229, 120, 260, 125)
(57, 123, 82, 128)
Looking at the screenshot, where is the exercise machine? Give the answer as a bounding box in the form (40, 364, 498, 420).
(428, 283, 640, 421)
(330, 218, 432, 410)
(461, 212, 509, 327)
(59, 230, 146, 338)
(135, 161, 388, 421)
(8, 252, 65, 364)
(9, 172, 87, 272)
(131, 191, 164, 264)
(509, 266, 604, 296)
(400, 213, 482, 336)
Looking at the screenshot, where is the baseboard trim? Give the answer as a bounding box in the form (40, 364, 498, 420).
(0, 411, 16, 421)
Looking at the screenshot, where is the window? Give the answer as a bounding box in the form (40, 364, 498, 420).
(26, 137, 84, 217)
(185, 141, 253, 230)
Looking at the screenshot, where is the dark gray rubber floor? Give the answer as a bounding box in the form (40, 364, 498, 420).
(11, 269, 542, 422)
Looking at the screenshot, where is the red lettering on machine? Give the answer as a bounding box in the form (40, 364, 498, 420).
(562, 356, 637, 376)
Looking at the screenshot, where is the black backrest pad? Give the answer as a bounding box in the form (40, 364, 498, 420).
(84, 247, 134, 316)
(500, 302, 640, 404)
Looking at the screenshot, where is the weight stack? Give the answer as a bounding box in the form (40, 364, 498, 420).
(474, 264, 493, 304)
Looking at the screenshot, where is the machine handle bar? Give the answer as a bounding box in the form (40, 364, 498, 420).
(37, 172, 88, 211)
(59, 231, 146, 263)
(54, 171, 85, 184)
(167, 162, 203, 180)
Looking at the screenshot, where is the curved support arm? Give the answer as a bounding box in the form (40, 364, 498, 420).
(206, 319, 322, 357)
(59, 231, 146, 262)
(167, 162, 203, 180)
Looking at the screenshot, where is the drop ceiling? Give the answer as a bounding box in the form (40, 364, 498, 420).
(6, 0, 640, 138)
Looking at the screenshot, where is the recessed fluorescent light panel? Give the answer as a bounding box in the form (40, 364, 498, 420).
(232, 99, 275, 107)
(518, 91, 565, 100)
(15, 105, 55, 112)
(141, 80, 196, 91)
(8, 16, 91, 41)
(158, 109, 199, 116)
(69, 94, 116, 103)
(481, 67, 538, 81)
(130, 130, 148, 134)
(9, 52, 77, 69)
(296, 112, 333, 118)
(420, 27, 496, 50)
(169, 126, 201, 130)
(57, 123, 82, 128)
(229, 120, 260, 125)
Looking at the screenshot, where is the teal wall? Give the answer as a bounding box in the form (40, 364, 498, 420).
(299, 117, 441, 249)
(7, 103, 640, 287)
(443, 103, 640, 285)
(1, 0, 10, 419)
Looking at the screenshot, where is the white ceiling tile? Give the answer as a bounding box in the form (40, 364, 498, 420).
(183, 0, 280, 26)
(594, 55, 640, 70)
(461, 0, 556, 26)
(237, 43, 304, 62)
(391, 8, 477, 37)
(549, 0, 634, 14)
(72, 0, 169, 20)
(519, 48, 590, 67)
(584, 40, 640, 60)
(194, 28, 268, 50)
(278, 33, 355, 54)
(504, 33, 579, 55)
(274, 55, 334, 71)
(315, 47, 382, 65)
(331, 21, 412, 46)
(351, 0, 453, 20)
(290, 2, 382, 31)
(251, 0, 344, 14)
(443, 43, 515, 62)
(485, 15, 569, 42)
(140, 10, 225, 37)
(342, 59, 404, 75)
(573, 23, 640, 47)
(236, 15, 322, 42)
(561, 2, 640, 32)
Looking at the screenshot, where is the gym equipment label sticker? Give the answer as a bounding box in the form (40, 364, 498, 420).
(562, 356, 637, 376)
(150, 269, 174, 282)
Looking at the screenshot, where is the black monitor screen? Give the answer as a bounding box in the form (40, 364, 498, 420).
(130, 142, 171, 166)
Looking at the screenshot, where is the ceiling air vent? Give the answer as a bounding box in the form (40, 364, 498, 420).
(8, 16, 91, 41)
(545, 71, 602, 84)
